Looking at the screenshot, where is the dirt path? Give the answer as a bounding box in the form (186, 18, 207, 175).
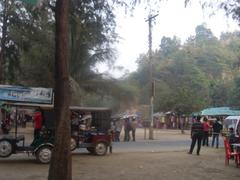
(73, 149, 240, 180)
(0, 146, 240, 180)
(0, 129, 240, 180)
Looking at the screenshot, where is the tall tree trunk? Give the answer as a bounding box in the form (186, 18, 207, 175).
(0, 0, 8, 83)
(48, 0, 71, 180)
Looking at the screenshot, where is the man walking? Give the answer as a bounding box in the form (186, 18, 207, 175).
(188, 116, 204, 155)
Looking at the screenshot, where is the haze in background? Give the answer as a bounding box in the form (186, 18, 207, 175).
(97, 0, 240, 78)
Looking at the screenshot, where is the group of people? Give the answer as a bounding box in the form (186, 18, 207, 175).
(111, 116, 138, 142)
(188, 116, 228, 155)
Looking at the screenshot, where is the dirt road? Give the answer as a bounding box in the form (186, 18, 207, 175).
(0, 148, 240, 180)
(0, 129, 240, 180)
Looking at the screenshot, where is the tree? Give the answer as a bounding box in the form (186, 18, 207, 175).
(194, 24, 218, 46)
(47, 1, 138, 179)
(0, 0, 19, 83)
(128, 27, 240, 114)
(48, 0, 71, 180)
(228, 76, 240, 107)
(184, 1, 240, 24)
(159, 36, 181, 57)
(0, 0, 8, 83)
(209, 81, 230, 107)
(0, 1, 49, 84)
(218, 0, 240, 24)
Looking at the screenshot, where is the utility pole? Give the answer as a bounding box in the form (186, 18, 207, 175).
(146, 13, 158, 140)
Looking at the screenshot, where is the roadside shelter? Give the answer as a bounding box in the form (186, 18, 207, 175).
(201, 107, 240, 117)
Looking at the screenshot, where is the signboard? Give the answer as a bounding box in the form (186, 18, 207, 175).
(0, 85, 53, 104)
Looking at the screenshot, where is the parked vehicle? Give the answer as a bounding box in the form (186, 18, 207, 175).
(223, 116, 240, 137)
(41, 106, 112, 156)
(69, 106, 112, 155)
(0, 104, 54, 164)
(0, 102, 112, 164)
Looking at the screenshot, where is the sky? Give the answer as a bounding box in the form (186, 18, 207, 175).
(97, 0, 240, 78)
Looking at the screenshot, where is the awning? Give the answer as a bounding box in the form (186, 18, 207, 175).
(201, 107, 240, 116)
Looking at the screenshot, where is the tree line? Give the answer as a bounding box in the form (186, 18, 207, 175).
(123, 24, 240, 115)
(1, 1, 240, 115)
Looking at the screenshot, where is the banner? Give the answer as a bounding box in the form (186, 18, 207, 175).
(0, 85, 53, 104)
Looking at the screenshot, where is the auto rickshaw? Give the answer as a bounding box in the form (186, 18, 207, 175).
(0, 103, 54, 163)
(42, 106, 113, 155)
(0, 104, 113, 163)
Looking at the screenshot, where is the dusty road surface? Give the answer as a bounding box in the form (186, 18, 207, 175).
(0, 129, 240, 180)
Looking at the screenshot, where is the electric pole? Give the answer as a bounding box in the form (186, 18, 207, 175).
(146, 13, 158, 140)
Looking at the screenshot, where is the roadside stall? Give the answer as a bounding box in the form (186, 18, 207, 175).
(201, 107, 240, 136)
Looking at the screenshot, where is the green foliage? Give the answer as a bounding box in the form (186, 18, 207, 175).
(228, 76, 240, 107)
(126, 24, 240, 115)
(0, 0, 130, 109)
(185, 1, 240, 25)
(2, 0, 240, 113)
(69, 0, 117, 83)
(160, 36, 181, 57)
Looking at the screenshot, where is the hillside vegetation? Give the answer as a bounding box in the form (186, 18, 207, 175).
(123, 24, 240, 114)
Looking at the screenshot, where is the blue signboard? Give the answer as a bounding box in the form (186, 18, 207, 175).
(0, 85, 53, 104)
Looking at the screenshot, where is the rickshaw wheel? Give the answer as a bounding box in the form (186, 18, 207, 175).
(36, 146, 52, 164)
(70, 137, 77, 151)
(0, 140, 13, 158)
(94, 142, 107, 156)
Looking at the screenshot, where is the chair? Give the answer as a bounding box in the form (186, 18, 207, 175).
(224, 138, 240, 167)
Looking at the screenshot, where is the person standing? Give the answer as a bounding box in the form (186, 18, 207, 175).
(131, 117, 138, 141)
(180, 116, 185, 134)
(202, 117, 211, 146)
(115, 119, 123, 142)
(211, 117, 223, 148)
(188, 116, 204, 155)
(124, 118, 132, 141)
(71, 112, 80, 132)
(33, 107, 43, 139)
